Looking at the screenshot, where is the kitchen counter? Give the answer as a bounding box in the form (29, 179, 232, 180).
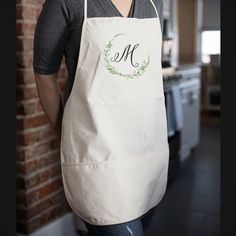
(163, 64, 201, 88)
(175, 63, 202, 70)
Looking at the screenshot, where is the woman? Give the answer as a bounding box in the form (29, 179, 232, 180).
(33, 0, 169, 235)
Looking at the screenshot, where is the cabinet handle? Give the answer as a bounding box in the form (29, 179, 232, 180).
(189, 92, 199, 104)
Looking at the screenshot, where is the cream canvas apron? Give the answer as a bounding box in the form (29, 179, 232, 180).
(60, 0, 169, 225)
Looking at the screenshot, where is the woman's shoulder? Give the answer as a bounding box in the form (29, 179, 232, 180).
(42, 0, 83, 13)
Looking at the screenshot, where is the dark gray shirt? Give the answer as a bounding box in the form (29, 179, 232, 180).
(33, 0, 163, 102)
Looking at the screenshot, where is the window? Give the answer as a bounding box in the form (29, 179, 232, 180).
(201, 31, 221, 63)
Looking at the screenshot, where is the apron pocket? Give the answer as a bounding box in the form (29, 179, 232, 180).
(61, 144, 169, 225)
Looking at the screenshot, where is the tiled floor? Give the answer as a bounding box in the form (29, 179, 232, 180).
(144, 125, 220, 236)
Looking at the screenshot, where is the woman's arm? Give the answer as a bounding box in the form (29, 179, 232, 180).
(33, 0, 70, 136)
(34, 72, 63, 138)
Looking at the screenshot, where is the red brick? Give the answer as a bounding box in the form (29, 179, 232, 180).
(25, 160, 39, 173)
(16, 5, 38, 21)
(17, 130, 39, 146)
(17, 127, 57, 147)
(16, 1, 70, 232)
(49, 190, 66, 205)
(30, 202, 51, 219)
(17, 52, 33, 68)
(18, 0, 45, 5)
(33, 143, 51, 157)
(20, 180, 62, 207)
(17, 22, 36, 36)
(25, 190, 39, 206)
(50, 138, 60, 149)
(38, 151, 60, 169)
(17, 37, 34, 52)
(25, 191, 66, 219)
(25, 175, 40, 189)
(18, 179, 62, 206)
(17, 100, 39, 115)
(24, 160, 38, 174)
(17, 142, 50, 161)
(17, 86, 38, 101)
(16, 159, 38, 175)
(50, 164, 62, 178)
(17, 169, 50, 189)
(17, 114, 49, 130)
(36, 170, 50, 184)
(19, 200, 50, 221)
(16, 69, 35, 85)
(38, 178, 63, 200)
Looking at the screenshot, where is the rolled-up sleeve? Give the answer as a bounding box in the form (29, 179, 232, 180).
(33, 0, 70, 75)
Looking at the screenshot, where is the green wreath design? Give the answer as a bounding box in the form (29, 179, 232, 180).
(104, 33, 150, 79)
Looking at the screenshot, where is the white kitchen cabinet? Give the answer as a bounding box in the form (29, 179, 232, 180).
(178, 67, 201, 161)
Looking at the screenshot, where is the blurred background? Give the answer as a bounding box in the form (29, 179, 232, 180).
(16, 0, 220, 235)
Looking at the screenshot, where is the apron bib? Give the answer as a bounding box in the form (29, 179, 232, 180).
(60, 0, 169, 225)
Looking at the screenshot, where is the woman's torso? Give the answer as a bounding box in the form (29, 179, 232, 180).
(33, 0, 163, 103)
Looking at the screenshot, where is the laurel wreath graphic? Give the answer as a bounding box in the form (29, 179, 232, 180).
(104, 33, 150, 79)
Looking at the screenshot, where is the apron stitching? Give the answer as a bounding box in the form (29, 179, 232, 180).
(61, 143, 169, 167)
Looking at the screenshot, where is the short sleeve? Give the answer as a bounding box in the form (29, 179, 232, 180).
(33, 0, 70, 75)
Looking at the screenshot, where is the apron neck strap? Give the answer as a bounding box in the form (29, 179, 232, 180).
(149, 0, 158, 18)
(84, 0, 158, 19)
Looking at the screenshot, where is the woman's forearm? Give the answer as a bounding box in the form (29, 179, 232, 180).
(34, 72, 63, 137)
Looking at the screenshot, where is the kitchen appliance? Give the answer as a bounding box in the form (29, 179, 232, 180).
(163, 72, 182, 183)
(176, 67, 201, 161)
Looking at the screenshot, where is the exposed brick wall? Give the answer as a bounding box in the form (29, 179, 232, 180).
(16, 0, 71, 234)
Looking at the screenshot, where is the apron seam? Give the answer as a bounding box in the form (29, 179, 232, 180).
(61, 143, 169, 166)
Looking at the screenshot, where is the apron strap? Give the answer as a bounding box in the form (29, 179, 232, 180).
(149, 0, 159, 18)
(84, 0, 87, 19)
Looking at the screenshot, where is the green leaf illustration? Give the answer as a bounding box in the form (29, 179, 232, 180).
(103, 34, 150, 79)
